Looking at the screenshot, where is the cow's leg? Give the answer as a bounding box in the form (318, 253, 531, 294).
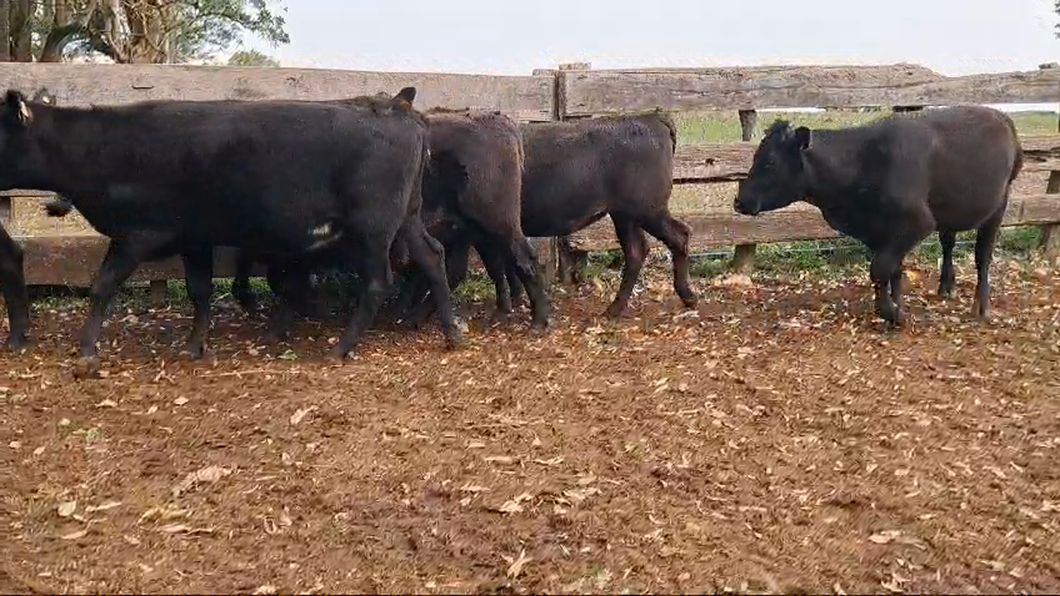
(398, 217, 463, 349)
(870, 225, 931, 327)
(232, 250, 257, 313)
(502, 235, 550, 331)
(937, 229, 957, 299)
(388, 270, 429, 321)
(328, 233, 397, 360)
(181, 247, 214, 359)
(264, 264, 298, 342)
(77, 234, 176, 377)
(604, 213, 649, 319)
(402, 236, 474, 327)
(972, 206, 1005, 321)
(0, 226, 31, 350)
(472, 240, 513, 323)
(506, 261, 525, 309)
(639, 212, 698, 309)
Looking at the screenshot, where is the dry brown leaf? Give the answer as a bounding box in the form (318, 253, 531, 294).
(484, 456, 515, 465)
(56, 501, 77, 518)
(253, 585, 278, 595)
(504, 549, 532, 578)
(61, 529, 87, 540)
(173, 397, 188, 406)
(869, 530, 901, 544)
(86, 501, 122, 513)
(172, 465, 232, 497)
(290, 406, 317, 426)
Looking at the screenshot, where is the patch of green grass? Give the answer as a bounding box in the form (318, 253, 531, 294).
(672, 109, 1057, 144)
(682, 226, 1044, 282)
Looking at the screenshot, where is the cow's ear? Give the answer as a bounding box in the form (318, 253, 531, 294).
(794, 126, 812, 151)
(4, 90, 33, 128)
(393, 86, 416, 109)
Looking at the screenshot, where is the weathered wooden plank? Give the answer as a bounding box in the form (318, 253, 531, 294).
(0, 63, 557, 122)
(566, 193, 1060, 251)
(15, 236, 263, 287)
(15, 191, 1060, 286)
(672, 133, 1060, 182)
(561, 64, 1060, 116)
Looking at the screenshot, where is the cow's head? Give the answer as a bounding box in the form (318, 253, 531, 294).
(0, 90, 40, 188)
(733, 119, 812, 216)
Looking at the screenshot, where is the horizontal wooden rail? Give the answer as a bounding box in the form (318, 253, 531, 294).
(560, 64, 1060, 116)
(11, 235, 557, 288)
(0, 63, 557, 122)
(564, 192, 1060, 252)
(671, 134, 1060, 182)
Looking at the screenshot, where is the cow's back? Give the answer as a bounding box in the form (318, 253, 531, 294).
(912, 106, 1021, 229)
(519, 113, 675, 236)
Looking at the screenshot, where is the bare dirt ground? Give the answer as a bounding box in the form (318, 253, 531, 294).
(2, 257, 1059, 595)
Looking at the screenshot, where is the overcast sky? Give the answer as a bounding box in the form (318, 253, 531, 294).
(243, 0, 1059, 76)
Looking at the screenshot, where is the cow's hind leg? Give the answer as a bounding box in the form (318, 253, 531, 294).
(232, 250, 258, 313)
(398, 217, 464, 349)
(972, 205, 1005, 321)
(639, 212, 698, 309)
(181, 248, 215, 360)
(401, 236, 473, 328)
(937, 230, 957, 298)
(604, 213, 649, 319)
(329, 239, 393, 360)
(0, 226, 30, 350)
(76, 234, 176, 377)
(503, 235, 550, 331)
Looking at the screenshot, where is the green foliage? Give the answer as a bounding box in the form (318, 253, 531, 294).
(227, 48, 280, 66)
(21, 0, 289, 64)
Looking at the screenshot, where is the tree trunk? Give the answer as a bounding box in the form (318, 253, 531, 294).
(0, 0, 11, 62)
(10, 0, 32, 61)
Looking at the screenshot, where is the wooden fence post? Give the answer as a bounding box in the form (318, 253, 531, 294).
(1042, 98, 1060, 259)
(555, 62, 592, 286)
(729, 109, 758, 272)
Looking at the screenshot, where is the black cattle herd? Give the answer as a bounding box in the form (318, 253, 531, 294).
(0, 84, 1025, 376)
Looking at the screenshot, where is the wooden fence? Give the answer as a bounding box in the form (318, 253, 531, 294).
(1, 60, 1058, 292)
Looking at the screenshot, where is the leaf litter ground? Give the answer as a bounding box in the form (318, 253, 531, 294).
(1, 256, 1058, 594)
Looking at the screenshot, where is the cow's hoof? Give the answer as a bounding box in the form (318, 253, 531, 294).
(183, 343, 207, 361)
(73, 356, 102, 380)
(972, 300, 990, 322)
(4, 334, 30, 351)
(528, 325, 549, 338)
(443, 328, 465, 351)
(879, 306, 904, 329)
(326, 345, 350, 362)
(488, 309, 512, 326)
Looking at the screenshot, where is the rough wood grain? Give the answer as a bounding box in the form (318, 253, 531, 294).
(15, 236, 261, 287)
(561, 64, 1060, 116)
(673, 134, 1060, 182)
(0, 63, 557, 122)
(565, 193, 1060, 252)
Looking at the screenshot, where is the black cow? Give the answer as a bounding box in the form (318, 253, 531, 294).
(384, 108, 549, 330)
(226, 106, 551, 332)
(0, 87, 462, 376)
(733, 106, 1024, 325)
(396, 111, 698, 320)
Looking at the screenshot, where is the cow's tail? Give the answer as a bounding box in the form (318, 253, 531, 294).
(654, 109, 678, 155)
(1003, 112, 1024, 185)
